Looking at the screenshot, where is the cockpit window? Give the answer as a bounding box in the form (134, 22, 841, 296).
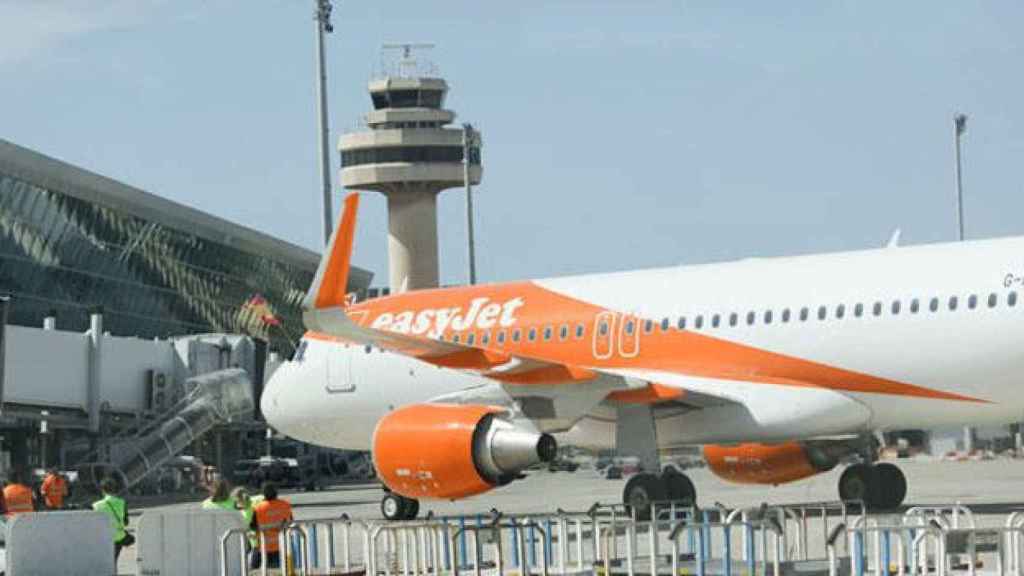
(294, 340, 309, 361)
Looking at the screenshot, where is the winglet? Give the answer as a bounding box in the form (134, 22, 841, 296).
(305, 193, 360, 310)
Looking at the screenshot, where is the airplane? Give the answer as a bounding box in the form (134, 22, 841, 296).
(263, 192, 1024, 520)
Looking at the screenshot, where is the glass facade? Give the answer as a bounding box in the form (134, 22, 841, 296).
(0, 154, 366, 353)
(342, 145, 482, 168)
(371, 88, 445, 110)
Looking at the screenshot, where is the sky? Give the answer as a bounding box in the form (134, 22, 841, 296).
(1, 1, 1022, 287)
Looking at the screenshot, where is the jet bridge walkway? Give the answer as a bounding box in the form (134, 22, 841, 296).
(76, 368, 254, 490)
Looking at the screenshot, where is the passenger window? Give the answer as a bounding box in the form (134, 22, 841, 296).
(453, 334, 461, 344)
(836, 304, 845, 319)
(467, 333, 476, 345)
(677, 317, 687, 330)
(1010, 292, 1018, 307)
(482, 332, 490, 345)
(799, 307, 809, 322)
(746, 311, 755, 325)
(712, 314, 721, 328)
(989, 293, 998, 308)
(497, 331, 507, 345)
(576, 324, 585, 338)
(729, 312, 738, 326)
(764, 310, 773, 324)
(559, 325, 569, 340)
(910, 299, 920, 313)
(625, 320, 635, 335)
(929, 297, 939, 312)
(967, 295, 977, 309)
(854, 303, 864, 317)
(644, 319, 654, 334)
(873, 302, 882, 316)
(661, 318, 670, 331)
(695, 315, 704, 329)
(543, 326, 552, 341)
(891, 300, 900, 315)
(817, 306, 827, 321)
(599, 322, 608, 336)
(782, 308, 791, 323)
(950, 296, 960, 311)
(528, 328, 537, 342)
(513, 329, 521, 342)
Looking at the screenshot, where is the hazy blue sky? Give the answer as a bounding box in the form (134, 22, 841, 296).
(2, 1, 1022, 287)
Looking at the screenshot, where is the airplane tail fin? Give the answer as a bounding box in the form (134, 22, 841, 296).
(304, 193, 360, 311)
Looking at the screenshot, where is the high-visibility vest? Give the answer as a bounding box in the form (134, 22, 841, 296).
(201, 497, 235, 511)
(92, 494, 127, 543)
(41, 475, 67, 509)
(253, 498, 293, 552)
(4, 484, 34, 516)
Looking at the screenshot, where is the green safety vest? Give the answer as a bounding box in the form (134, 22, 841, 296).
(201, 498, 236, 511)
(93, 494, 127, 542)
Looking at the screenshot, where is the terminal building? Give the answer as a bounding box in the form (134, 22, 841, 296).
(0, 138, 372, 485)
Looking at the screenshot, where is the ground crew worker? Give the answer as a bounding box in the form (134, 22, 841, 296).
(4, 468, 36, 517)
(201, 478, 234, 511)
(250, 482, 293, 569)
(93, 477, 133, 561)
(41, 467, 69, 510)
(232, 487, 258, 551)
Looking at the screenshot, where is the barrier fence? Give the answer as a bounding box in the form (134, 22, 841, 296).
(209, 500, 1024, 576)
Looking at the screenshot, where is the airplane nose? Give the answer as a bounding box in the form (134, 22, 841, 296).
(260, 363, 287, 427)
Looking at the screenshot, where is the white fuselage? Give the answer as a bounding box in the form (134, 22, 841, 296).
(263, 236, 1024, 452)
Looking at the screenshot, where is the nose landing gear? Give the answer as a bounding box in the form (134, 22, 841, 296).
(381, 491, 420, 521)
(838, 462, 907, 510)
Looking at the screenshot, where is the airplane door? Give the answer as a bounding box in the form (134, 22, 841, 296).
(618, 314, 640, 358)
(592, 312, 616, 359)
(326, 344, 356, 393)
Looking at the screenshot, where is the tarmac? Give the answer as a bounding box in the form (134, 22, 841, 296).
(116, 458, 1024, 574)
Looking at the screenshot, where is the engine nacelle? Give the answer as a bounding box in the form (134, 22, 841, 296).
(372, 403, 557, 500)
(703, 442, 840, 485)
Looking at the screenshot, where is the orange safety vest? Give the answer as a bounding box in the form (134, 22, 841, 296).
(4, 484, 34, 516)
(41, 474, 67, 509)
(253, 498, 293, 552)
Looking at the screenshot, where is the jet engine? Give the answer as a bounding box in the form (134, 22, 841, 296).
(703, 441, 846, 485)
(372, 403, 557, 500)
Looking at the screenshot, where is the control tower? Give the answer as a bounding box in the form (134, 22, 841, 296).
(340, 44, 482, 292)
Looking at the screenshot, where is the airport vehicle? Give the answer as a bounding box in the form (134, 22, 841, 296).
(263, 193, 1024, 520)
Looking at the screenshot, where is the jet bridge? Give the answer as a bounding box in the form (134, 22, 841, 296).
(78, 368, 254, 490)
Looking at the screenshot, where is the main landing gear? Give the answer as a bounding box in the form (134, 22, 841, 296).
(838, 462, 907, 510)
(381, 491, 420, 521)
(622, 468, 697, 518)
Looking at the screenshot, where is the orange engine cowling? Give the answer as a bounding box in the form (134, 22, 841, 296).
(703, 442, 839, 485)
(372, 403, 557, 500)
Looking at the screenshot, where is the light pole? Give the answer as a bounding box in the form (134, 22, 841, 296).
(314, 0, 335, 246)
(953, 113, 974, 454)
(954, 113, 967, 241)
(463, 123, 477, 285)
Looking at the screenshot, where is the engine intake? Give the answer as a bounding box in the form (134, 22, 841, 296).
(373, 404, 555, 500)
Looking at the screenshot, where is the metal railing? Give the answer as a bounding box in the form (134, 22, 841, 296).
(216, 499, 1024, 576)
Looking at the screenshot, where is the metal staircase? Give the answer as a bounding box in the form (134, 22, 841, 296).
(77, 368, 254, 490)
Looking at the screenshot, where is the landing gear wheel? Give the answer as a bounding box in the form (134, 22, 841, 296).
(873, 463, 907, 510)
(838, 464, 879, 510)
(404, 498, 420, 520)
(381, 493, 405, 521)
(381, 493, 420, 521)
(623, 473, 667, 520)
(661, 469, 697, 506)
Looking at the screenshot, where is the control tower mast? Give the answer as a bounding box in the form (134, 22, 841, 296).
(339, 44, 482, 292)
